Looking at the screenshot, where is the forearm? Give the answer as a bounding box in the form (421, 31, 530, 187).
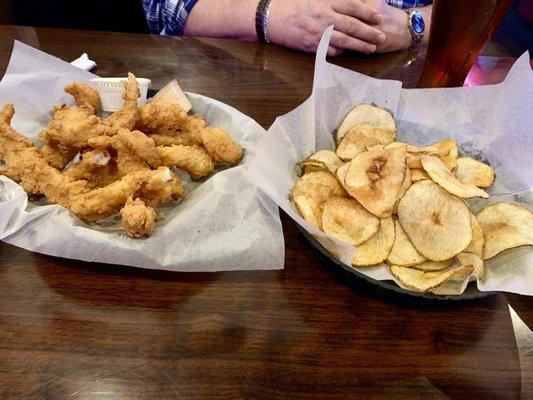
(183, 0, 258, 40)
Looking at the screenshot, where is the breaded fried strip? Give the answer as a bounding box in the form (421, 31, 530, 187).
(158, 145, 215, 179)
(197, 127, 244, 165)
(103, 73, 141, 131)
(64, 83, 101, 114)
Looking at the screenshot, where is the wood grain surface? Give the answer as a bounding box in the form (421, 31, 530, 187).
(0, 25, 531, 400)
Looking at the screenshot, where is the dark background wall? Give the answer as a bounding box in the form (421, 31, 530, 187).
(0, 0, 148, 33)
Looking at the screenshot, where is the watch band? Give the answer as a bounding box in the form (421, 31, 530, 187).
(406, 10, 424, 51)
(256, 0, 274, 43)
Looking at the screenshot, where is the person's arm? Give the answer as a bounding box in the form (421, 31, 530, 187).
(183, 0, 257, 40)
(184, 0, 390, 56)
(365, 1, 432, 53)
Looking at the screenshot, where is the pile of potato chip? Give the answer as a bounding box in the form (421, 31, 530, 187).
(292, 104, 533, 294)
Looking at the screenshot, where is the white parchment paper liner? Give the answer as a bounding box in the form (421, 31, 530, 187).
(248, 27, 532, 295)
(0, 41, 284, 272)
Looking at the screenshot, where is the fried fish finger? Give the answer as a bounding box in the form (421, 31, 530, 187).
(158, 144, 215, 179)
(103, 73, 141, 132)
(138, 101, 189, 134)
(197, 127, 244, 165)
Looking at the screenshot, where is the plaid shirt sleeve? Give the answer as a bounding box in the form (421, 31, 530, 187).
(143, 0, 199, 36)
(386, 0, 433, 8)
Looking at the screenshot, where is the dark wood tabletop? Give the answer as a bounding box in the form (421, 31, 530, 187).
(0, 25, 531, 400)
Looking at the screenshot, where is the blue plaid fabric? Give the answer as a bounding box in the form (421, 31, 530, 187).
(143, 0, 433, 36)
(386, 0, 432, 8)
(143, 0, 198, 36)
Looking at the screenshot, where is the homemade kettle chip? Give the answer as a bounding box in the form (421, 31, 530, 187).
(336, 104, 396, 143)
(456, 252, 485, 281)
(300, 149, 343, 174)
(390, 264, 474, 293)
(336, 122, 395, 161)
(352, 217, 395, 267)
(397, 180, 472, 261)
(344, 147, 407, 218)
(387, 219, 427, 266)
(476, 202, 533, 260)
(292, 171, 347, 229)
(463, 214, 485, 258)
(455, 157, 495, 188)
(322, 196, 380, 246)
(420, 155, 489, 199)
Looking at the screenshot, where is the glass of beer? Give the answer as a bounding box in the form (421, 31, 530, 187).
(417, 0, 514, 88)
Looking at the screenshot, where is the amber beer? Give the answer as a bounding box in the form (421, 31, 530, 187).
(417, 0, 514, 88)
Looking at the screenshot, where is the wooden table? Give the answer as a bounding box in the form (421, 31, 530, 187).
(0, 25, 531, 399)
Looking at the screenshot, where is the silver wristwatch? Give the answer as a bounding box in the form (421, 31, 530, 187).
(406, 10, 426, 50)
(256, 0, 274, 43)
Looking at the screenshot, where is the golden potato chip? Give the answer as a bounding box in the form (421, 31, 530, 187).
(390, 264, 474, 293)
(336, 123, 396, 161)
(292, 171, 347, 228)
(344, 148, 407, 218)
(301, 150, 343, 174)
(411, 168, 430, 182)
(352, 217, 395, 266)
(463, 214, 485, 258)
(476, 202, 533, 259)
(398, 167, 412, 199)
(394, 167, 412, 214)
(292, 196, 322, 229)
(410, 259, 453, 272)
(335, 162, 349, 187)
(456, 157, 495, 188)
(397, 180, 472, 261)
(387, 219, 427, 266)
(406, 144, 450, 157)
(406, 155, 423, 169)
(456, 252, 485, 281)
(322, 196, 380, 246)
(384, 141, 408, 151)
(301, 164, 325, 174)
(367, 144, 386, 152)
(421, 155, 489, 199)
(336, 123, 380, 161)
(405, 140, 458, 170)
(293, 171, 346, 195)
(431, 139, 458, 171)
(336, 104, 396, 143)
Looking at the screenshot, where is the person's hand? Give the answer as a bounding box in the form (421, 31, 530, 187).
(267, 0, 387, 56)
(362, 0, 412, 52)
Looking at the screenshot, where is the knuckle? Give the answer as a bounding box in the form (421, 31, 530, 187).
(346, 0, 360, 15)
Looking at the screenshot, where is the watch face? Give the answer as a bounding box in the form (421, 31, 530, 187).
(411, 12, 425, 35)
